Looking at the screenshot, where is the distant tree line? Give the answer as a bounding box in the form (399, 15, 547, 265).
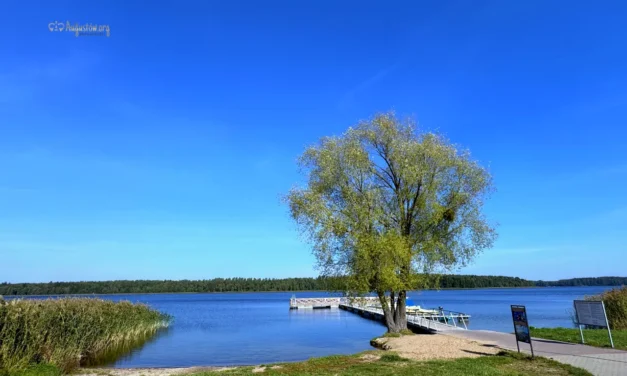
(534, 277, 627, 287)
(438, 275, 534, 289)
(0, 275, 625, 296)
(0, 277, 338, 296)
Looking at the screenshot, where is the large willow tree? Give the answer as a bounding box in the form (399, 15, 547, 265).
(286, 112, 496, 332)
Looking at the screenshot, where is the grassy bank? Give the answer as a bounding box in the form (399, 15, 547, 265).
(0, 298, 170, 374)
(531, 327, 627, 350)
(185, 351, 590, 376)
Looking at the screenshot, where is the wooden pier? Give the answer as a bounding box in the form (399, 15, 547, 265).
(290, 296, 470, 332)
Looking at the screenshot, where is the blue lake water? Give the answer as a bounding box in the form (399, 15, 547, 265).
(16, 286, 615, 367)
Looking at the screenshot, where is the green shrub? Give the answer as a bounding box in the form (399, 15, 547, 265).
(587, 286, 627, 330)
(379, 353, 409, 362)
(0, 298, 170, 373)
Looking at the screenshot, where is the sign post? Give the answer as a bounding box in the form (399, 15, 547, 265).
(511, 305, 534, 358)
(574, 300, 614, 348)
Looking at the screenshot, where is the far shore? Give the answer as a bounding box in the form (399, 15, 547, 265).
(2, 284, 620, 298)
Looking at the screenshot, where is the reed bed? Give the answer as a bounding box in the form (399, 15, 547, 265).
(0, 297, 170, 374)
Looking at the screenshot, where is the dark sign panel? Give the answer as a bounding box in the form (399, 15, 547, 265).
(573, 300, 614, 348)
(511, 305, 531, 344)
(574, 300, 608, 327)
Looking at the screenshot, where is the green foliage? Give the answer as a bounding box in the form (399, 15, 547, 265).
(530, 327, 627, 350)
(586, 286, 627, 330)
(438, 274, 535, 288)
(0, 298, 170, 373)
(6, 364, 61, 376)
(285, 112, 496, 330)
(188, 351, 591, 375)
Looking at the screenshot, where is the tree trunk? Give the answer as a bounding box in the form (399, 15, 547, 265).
(378, 290, 408, 333)
(393, 291, 407, 331)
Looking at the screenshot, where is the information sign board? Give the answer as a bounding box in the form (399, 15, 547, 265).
(573, 300, 614, 348)
(511, 305, 531, 344)
(574, 300, 608, 327)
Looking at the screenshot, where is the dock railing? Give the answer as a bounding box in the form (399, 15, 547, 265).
(336, 301, 470, 331)
(406, 308, 470, 330)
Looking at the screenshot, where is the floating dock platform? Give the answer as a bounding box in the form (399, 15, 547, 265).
(289, 297, 342, 309)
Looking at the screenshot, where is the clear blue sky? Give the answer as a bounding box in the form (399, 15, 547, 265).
(1, 1, 626, 283)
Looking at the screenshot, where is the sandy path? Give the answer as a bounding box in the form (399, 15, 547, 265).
(372, 332, 500, 360)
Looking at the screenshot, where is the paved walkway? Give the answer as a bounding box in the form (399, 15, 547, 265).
(444, 330, 627, 376)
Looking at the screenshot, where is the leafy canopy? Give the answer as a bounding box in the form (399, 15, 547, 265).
(287, 112, 496, 295)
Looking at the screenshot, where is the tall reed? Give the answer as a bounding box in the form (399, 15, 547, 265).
(0, 297, 170, 373)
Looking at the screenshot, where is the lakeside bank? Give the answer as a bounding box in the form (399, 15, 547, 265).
(71, 332, 602, 376)
(4, 287, 615, 369)
(4, 288, 627, 375)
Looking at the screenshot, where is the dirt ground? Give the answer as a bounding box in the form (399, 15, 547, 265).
(372, 332, 500, 360)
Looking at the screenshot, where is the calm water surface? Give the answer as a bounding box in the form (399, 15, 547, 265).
(34, 286, 616, 367)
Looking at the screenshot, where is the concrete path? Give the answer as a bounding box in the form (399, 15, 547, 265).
(444, 330, 627, 376)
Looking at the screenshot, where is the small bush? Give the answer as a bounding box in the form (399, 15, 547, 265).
(379, 353, 409, 362)
(587, 286, 627, 330)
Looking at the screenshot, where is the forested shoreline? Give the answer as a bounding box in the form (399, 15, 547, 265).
(1, 275, 625, 296)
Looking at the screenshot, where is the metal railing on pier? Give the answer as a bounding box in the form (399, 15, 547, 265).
(339, 304, 471, 332)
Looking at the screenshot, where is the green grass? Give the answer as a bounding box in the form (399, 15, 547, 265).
(371, 329, 414, 341)
(378, 353, 409, 362)
(0, 298, 170, 374)
(187, 351, 591, 376)
(0, 364, 61, 376)
(530, 326, 627, 350)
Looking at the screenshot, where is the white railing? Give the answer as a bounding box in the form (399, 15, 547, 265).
(343, 305, 470, 331)
(290, 297, 342, 308)
(289, 296, 382, 308)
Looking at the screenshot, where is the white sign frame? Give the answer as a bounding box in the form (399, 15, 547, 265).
(573, 300, 614, 348)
